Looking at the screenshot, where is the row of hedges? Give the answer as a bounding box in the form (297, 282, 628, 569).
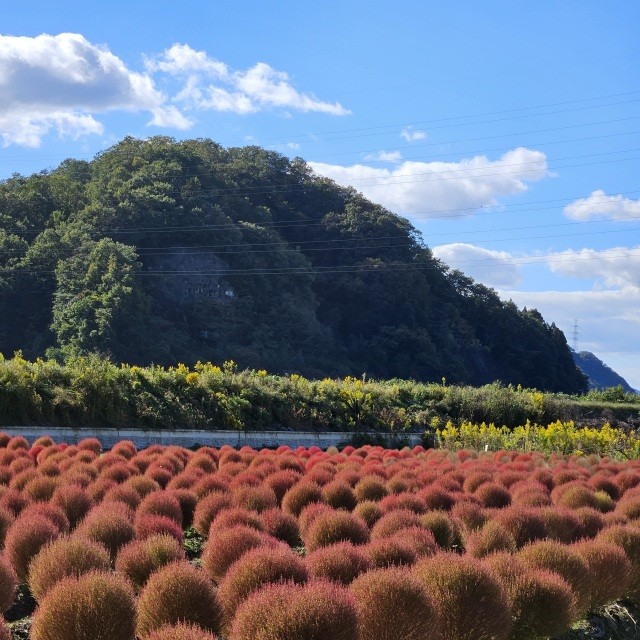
(0, 355, 637, 433)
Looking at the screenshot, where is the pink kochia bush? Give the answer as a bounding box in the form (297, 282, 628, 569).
(217, 545, 308, 625)
(136, 561, 221, 637)
(30, 571, 136, 640)
(413, 553, 512, 640)
(229, 580, 359, 640)
(350, 567, 441, 640)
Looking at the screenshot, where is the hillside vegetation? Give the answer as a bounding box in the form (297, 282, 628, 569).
(0, 136, 587, 392)
(0, 356, 637, 435)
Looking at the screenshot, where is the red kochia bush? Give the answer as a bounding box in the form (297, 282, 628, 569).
(229, 580, 359, 640)
(474, 482, 511, 508)
(413, 553, 512, 640)
(51, 485, 92, 530)
(420, 512, 459, 550)
(137, 562, 221, 637)
(306, 542, 372, 585)
(264, 470, 301, 504)
(75, 504, 135, 560)
(354, 476, 389, 502)
(115, 534, 185, 592)
(30, 571, 136, 640)
(370, 509, 423, 540)
(464, 521, 517, 557)
(492, 507, 547, 547)
(259, 508, 300, 546)
(366, 538, 417, 569)
(144, 623, 219, 640)
(202, 525, 270, 582)
(192, 493, 232, 536)
(5, 514, 59, 581)
(135, 513, 184, 544)
(518, 540, 592, 614)
(232, 485, 278, 513)
(208, 507, 263, 536)
(322, 481, 357, 511)
(350, 567, 440, 640)
(573, 539, 632, 610)
(495, 566, 577, 640)
(0, 553, 17, 613)
(136, 491, 183, 526)
(281, 481, 324, 517)
(597, 524, 640, 600)
(216, 546, 308, 623)
(303, 509, 369, 552)
(353, 500, 382, 528)
(28, 536, 111, 601)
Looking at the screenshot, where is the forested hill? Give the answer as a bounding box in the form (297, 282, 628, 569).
(0, 136, 587, 393)
(572, 351, 636, 393)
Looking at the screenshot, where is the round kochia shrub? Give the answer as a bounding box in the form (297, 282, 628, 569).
(229, 580, 359, 640)
(115, 534, 185, 592)
(5, 513, 59, 582)
(202, 525, 270, 582)
(28, 536, 111, 601)
(281, 481, 324, 517)
(30, 571, 136, 640)
(597, 524, 640, 600)
(144, 624, 219, 640)
(137, 491, 183, 526)
(306, 542, 372, 585)
(303, 509, 369, 551)
(497, 567, 577, 640)
(193, 493, 232, 536)
(0, 553, 17, 614)
(518, 540, 591, 614)
(137, 561, 221, 637)
(413, 553, 512, 640)
(134, 513, 184, 544)
(75, 504, 135, 560)
(51, 485, 92, 529)
(370, 509, 423, 540)
(260, 508, 300, 546)
(573, 539, 632, 610)
(350, 567, 440, 640)
(217, 545, 308, 624)
(366, 537, 417, 569)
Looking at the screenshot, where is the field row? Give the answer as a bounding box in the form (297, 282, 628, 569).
(0, 435, 640, 639)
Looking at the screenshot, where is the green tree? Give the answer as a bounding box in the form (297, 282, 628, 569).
(50, 239, 152, 362)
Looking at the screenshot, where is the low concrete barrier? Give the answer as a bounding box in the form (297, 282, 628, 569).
(0, 427, 424, 449)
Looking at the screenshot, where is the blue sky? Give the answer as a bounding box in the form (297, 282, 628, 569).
(1, 1, 639, 388)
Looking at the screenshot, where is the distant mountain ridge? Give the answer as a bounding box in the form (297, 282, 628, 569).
(572, 350, 636, 393)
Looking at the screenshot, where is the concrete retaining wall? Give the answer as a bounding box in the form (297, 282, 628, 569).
(0, 427, 424, 449)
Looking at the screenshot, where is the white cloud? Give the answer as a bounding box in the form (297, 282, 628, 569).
(145, 43, 228, 78)
(363, 150, 403, 163)
(563, 190, 640, 221)
(432, 243, 521, 287)
(150, 44, 350, 117)
(0, 35, 349, 147)
(309, 147, 549, 217)
(400, 127, 426, 142)
(546, 245, 640, 289)
(0, 32, 174, 147)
